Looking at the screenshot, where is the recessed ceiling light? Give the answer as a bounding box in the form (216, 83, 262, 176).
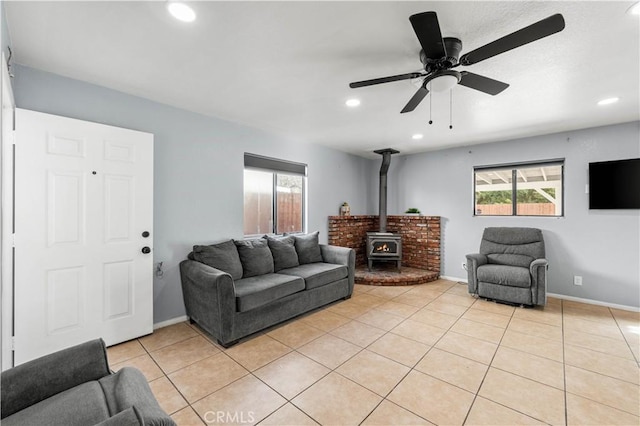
(167, 2, 196, 23)
(345, 99, 361, 107)
(627, 2, 640, 15)
(412, 134, 424, 140)
(597, 97, 619, 106)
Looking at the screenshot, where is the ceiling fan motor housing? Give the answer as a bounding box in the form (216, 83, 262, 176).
(420, 37, 463, 71)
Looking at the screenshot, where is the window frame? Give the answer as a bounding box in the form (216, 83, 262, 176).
(473, 159, 565, 217)
(243, 153, 307, 236)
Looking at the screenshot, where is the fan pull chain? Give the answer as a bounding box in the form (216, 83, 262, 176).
(449, 89, 453, 129)
(428, 82, 433, 125)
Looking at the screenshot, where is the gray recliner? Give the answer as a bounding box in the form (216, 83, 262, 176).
(466, 227, 548, 306)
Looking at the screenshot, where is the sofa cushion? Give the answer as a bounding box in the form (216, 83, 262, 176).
(279, 263, 348, 290)
(234, 239, 274, 278)
(192, 240, 243, 280)
(477, 264, 531, 288)
(291, 231, 323, 264)
(265, 235, 299, 272)
(234, 273, 305, 312)
(1, 381, 110, 426)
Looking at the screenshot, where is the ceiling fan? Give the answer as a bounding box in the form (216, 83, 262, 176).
(349, 11, 565, 113)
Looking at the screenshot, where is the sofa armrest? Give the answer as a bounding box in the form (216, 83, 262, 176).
(465, 253, 487, 294)
(179, 260, 236, 342)
(1, 339, 111, 419)
(530, 258, 549, 305)
(320, 244, 356, 294)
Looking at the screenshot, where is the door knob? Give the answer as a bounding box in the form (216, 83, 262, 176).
(141, 246, 151, 254)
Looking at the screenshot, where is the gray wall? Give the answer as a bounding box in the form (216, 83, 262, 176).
(379, 122, 640, 308)
(13, 65, 373, 324)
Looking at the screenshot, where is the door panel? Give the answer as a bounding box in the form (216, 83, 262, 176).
(14, 109, 153, 365)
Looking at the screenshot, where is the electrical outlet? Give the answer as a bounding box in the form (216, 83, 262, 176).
(573, 275, 583, 286)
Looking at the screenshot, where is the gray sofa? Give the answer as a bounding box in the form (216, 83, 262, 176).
(180, 232, 355, 347)
(466, 227, 548, 306)
(0, 339, 174, 426)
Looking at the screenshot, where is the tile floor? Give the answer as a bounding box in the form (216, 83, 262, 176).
(107, 279, 640, 426)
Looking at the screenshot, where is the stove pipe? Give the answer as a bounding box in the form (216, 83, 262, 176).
(374, 148, 399, 233)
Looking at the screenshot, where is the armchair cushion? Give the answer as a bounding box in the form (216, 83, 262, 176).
(192, 240, 243, 280)
(477, 264, 531, 288)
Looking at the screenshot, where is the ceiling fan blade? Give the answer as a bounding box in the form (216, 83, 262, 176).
(349, 72, 423, 88)
(409, 11, 446, 61)
(458, 71, 509, 95)
(459, 14, 565, 66)
(401, 86, 429, 113)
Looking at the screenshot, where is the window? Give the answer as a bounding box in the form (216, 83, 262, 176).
(243, 153, 306, 235)
(474, 160, 564, 216)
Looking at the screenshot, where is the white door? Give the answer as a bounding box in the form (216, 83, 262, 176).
(14, 109, 153, 365)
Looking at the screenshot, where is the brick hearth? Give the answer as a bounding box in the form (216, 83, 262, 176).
(328, 215, 441, 285)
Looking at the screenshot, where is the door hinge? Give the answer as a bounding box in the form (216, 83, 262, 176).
(11, 336, 15, 351)
(11, 233, 15, 247)
(11, 129, 16, 145)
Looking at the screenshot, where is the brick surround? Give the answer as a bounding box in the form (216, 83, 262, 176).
(327, 215, 441, 276)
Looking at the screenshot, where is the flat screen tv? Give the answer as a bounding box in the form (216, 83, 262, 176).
(589, 158, 640, 209)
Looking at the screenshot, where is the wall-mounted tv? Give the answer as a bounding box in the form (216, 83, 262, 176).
(589, 158, 640, 209)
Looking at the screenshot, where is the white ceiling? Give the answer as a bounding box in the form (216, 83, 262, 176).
(5, 1, 640, 159)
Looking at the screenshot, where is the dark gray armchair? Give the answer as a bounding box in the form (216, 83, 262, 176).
(1, 339, 175, 426)
(466, 227, 548, 306)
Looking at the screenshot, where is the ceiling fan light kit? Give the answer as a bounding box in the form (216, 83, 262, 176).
(349, 11, 566, 116)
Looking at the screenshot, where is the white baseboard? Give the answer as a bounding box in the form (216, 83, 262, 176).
(547, 293, 640, 313)
(153, 315, 189, 330)
(440, 275, 468, 283)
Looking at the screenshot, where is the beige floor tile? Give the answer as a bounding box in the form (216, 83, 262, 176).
(426, 279, 456, 292)
(563, 300, 612, 315)
(168, 353, 248, 403)
(111, 353, 164, 382)
(259, 403, 318, 425)
(150, 335, 220, 374)
(139, 322, 198, 352)
(566, 393, 640, 426)
(149, 376, 188, 415)
(392, 291, 434, 308)
(564, 316, 625, 340)
(336, 349, 410, 396)
(267, 321, 325, 348)
(513, 305, 563, 326)
(491, 346, 565, 389)
(450, 318, 505, 344)
(564, 344, 639, 384)
(563, 305, 617, 325)
(462, 309, 511, 328)
(391, 319, 446, 346)
(388, 370, 474, 426)
(330, 320, 386, 347)
(351, 293, 387, 309)
(465, 396, 545, 425)
(424, 299, 469, 317)
(253, 351, 329, 399)
(500, 329, 563, 362)
(367, 286, 412, 299)
(435, 332, 498, 365)
(298, 333, 361, 369)
(327, 299, 372, 318)
(400, 285, 444, 301)
(367, 333, 430, 367)
(300, 309, 351, 332)
(436, 292, 476, 307)
(224, 334, 291, 371)
(565, 365, 640, 416)
(171, 406, 205, 426)
(470, 299, 515, 316)
(446, 282, 472, 297)
(354, 284, 374, 293)
(107, 339, 146, 365)
(375, 300, 420, 318)
(410, 308, 459, 329)
(564, 329, 635, 359)
(356, 308, 405, 331)
(292, 372, 382, 426)
(192, 375, 286, 425)
(622, 330, 640, 362)
(415, 348, 488, 393)
(478, 368, 565, 425)
(362, 400, 432, 425)
(508, 317, 563, 341)
(611, 308, 640, 323)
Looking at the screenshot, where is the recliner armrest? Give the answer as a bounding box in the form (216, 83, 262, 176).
(530, 258, 549, 274)
(1, 339, 111, 419)
(465, 253, 487, 294)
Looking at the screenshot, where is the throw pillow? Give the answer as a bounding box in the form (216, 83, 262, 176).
(234, 239, 275, 278)
(192, 240, 243, 280)
(292, 231, 323, 264)
(265, 235, 299, 272)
